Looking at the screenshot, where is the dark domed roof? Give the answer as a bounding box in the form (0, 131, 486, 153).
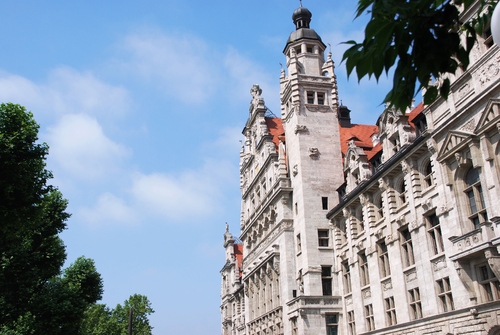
(292, 7, 312, 22)
(287, 28, 322, 44)
(283, 6, 326, 52)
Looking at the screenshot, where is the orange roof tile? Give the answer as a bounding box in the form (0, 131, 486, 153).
(339, 123, 379, 157)
(265, 117, 285, 152)
(234, 244, 243, 277)
(408, 102, 424, 124)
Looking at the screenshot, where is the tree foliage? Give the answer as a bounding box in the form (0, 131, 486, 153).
(80, 294, 154, 335)
(342, 0, 496, 112)
(0, 103, 103, 334)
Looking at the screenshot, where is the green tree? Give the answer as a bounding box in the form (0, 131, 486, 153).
(81, 294, 154, 335)
(0, 103, 68, 325)
(342, 0, 496, 112)
(0, 103, 103, 334)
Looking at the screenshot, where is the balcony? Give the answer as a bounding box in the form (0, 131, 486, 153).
(286, 295, 342, 315)
(449, 222, 497, 261)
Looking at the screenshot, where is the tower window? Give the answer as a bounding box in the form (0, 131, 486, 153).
(317, 92, 325, 105)
(307, 91, 314, 104)
(322, 266, 332, 296)
(318, 229, 329, 247)
(322, 197, 328, 210)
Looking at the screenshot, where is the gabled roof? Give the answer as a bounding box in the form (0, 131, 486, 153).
(234, 244, 243, 277)
(339, 123, 379, 157)
(265, 117, 285, 151)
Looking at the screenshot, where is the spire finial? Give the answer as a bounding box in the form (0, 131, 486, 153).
(300, 0, 302, 7)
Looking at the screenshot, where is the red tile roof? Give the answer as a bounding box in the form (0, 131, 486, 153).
(265, 117, 285, 151)
(339, 123, 379, 157)
(234, 244, 243, 277)
(408, 102, 424, 124)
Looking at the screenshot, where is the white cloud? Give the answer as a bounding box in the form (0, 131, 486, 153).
(79, 192, 138, 227)
(0, 67, 131, 120)
(130, 170, 219, 222)
(223, 47, 279, 110)
(119, 29, 219, 105)
(46, 113, 130, 181)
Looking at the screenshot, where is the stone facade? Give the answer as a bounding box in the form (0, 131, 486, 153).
(221, 3, 500, 335)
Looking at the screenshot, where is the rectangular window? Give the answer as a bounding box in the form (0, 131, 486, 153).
(364, 304, 374, 331)
(408, 288, 423, 320)
(342, 261, 352, 294)
(318, 229, 329, 247)
(307, 91, 314, 104)
(378, 240, 391, 278)
(325, 314, 338, 335)
(478, 264, 500, 302)
(385, 297, 397, 326)
(322, 196, 328, 210)
(322, 266, 332, 296)
(296, 234, 302, 253)
(291, 317, 298, 335)
(437, 277, 454, 312)
(427, 213, 444, 255)
(347, 311, 356, 335)
(400, 228, 415, 268)
(359, 251, 370, 287)
(317, 92, 325, 105)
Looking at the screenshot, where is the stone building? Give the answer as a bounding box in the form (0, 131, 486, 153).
(222, 3, 500, 335)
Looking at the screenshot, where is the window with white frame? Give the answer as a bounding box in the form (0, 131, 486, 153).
(437, 277, 454, 312)
(422, 160, 434, 188)
(395, 177, 407, 206)
(427, 213, 444, 255)
(364, 304, 374, 331)
(325, 314, 338, 335)
(358, 251, 370, 287)
(464, 167, 488, 229)
(378, 240, 391, 278)
(342, 260, 352, 294)
(318, 229, 329, 247)
(477, 264, 500, 302)
(408, 288, 423, 320)
(374, 192, 384, 220)
(385, 297, 397, 326)
(400, 227, 415, 268)
(347, 310, 356, 335)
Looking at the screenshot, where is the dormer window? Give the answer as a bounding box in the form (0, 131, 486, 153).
(413, 114, 428, 137)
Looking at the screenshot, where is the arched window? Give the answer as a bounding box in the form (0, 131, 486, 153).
(396, 177, 407, 206)
(422, 160, 434, 188)
(464, 167, 488, 229)
(373, 192, 384, 220)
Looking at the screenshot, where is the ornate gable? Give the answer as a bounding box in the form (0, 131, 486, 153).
(475, 99, 500, 134)
(437, 130, 473, 162)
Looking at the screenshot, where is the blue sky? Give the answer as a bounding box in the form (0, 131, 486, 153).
(0, 1, 396, 334)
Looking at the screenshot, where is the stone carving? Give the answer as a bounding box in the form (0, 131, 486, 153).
(309, 147, 320, 158)
(459, 119, 476, 133)
(432, 257, 447, 272)
(422, 198, 433, 212)
(292, 164, 298, 176)
(362, 288, 371, 298)
(250, 84, 264, 108)
(426, 138, 437, 155)
(382, 279, 393, 291)
(378, 178, 388, 191)
(478, 55, 500, 86)
(456, 83, 472, 101)
(405, 269, 417, 282)
(294, 125, 308, 134)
